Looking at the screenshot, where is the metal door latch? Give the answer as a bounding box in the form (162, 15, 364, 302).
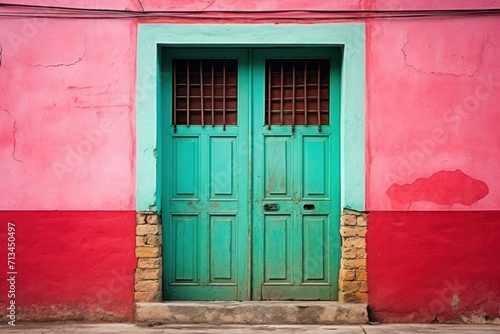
(263, 203, 279, 211)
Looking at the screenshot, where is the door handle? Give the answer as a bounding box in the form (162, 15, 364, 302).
(303, 204, 315, 210)
(263, 203, 279, 211)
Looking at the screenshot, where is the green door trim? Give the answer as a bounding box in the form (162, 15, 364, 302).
(136, 23, 366, 212)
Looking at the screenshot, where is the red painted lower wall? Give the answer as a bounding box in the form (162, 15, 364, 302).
(0, 211, 136, 322)
(367, 211, 500, 323)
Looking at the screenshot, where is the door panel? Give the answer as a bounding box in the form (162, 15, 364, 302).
(162, 49, 250, 301)
(252, 49, 341, 300)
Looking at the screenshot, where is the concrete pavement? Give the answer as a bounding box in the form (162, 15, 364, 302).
(1, 323, 499, 333)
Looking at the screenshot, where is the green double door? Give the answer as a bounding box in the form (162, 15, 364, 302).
(162, 48, 341, 301)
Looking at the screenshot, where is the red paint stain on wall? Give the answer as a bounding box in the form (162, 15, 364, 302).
(0, 211, 136, 321)
(386, 170, 489, 210)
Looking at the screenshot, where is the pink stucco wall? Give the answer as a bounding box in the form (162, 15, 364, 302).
(1, 0, 500, 324)
(366, 17, 500, 211)
(0, 18, 136, 210)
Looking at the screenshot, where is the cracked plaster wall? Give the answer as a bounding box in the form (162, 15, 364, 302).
(366, 17, 500, 211)
(0, 18, 136, 210)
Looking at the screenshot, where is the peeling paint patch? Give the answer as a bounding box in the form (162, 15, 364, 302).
(386, 170, 489, 210)
(401, 28, 487, 77)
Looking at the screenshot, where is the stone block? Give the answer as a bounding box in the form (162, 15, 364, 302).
(342, 259, 366, 270)
(356, 215, 367, 227)
(137, 258, 160, 269)
(135, 291, 161, 302)
(146, 235, 161, 246)
(340, 269, 356, 281)
(339, 292, 368, 303)
(136, 214, 147, 225)
(136, 236, 146, 247)
(136, 224, 159, 236)
(136, 246, 160, 258)
(342, 247, 357, 259)
(146, 215, 159, 225)
(136, 268, 161, 281)
(339, 280, 360, 292)
(135, 280, 160, 292)
(355, 269, 367, 281)
(343, 237, 366, 249)
(341, 214, 357, 226)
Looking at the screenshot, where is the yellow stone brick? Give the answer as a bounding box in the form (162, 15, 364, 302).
(342, 247, 357, 259)
(359, 281, 368, 293)
(136, 214, 147, 225)
(146, 214, 159, 225)
(135, 268, 161, 281)
(356, 248, 367, 259)
(340, 226, 358, 237)
(355, 269, 367, 281)
(137, 258, 160, 269)
(343, 259, 366, 270)
(146, 235, 161, 246)
(356, 215, 367, 227)
(339, 280, 360, 292)
(341, 214, 357, 226)
(134, 291, 161, 302)
(339, 291, 368, 303)
(135, 280, 160, 292)
(341, 269, 356, 281)
(343, 237, 366, 249)
(136, 236, 146, 246)
(136, 224, 159, 236)
(355, 227, 367, 237)
(136, 246, 160, 258)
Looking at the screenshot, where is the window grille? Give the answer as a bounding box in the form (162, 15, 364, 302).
(265, 59, 330, 131)
(173, 59, 238, 131)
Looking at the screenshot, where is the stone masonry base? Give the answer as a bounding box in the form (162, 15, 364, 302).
(134, 210, 367, 303)
(135, 213, 162, 302)
(338, 209, 368, 303)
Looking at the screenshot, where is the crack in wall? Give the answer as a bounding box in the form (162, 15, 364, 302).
(33, 29, 88, 68)
(12, 120, 23, 163)
(401, 34, 488, 77)
(1, 108, 23, 163)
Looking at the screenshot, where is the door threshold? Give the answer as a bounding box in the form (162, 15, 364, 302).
(136, 301, 368, 325)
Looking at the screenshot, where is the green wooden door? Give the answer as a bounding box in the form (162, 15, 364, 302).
(163, 48, 340, 301)
(162, 49, 250, 300)
(251, 49, 341, 300)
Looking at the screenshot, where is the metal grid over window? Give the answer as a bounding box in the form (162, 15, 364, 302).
(173, 59, 238, 131)
(265, 59, 330, 131)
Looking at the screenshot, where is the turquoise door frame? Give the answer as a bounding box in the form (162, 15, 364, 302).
(136, 24, 366, 301)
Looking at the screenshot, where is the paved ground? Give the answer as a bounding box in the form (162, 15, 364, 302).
(1, 323, 499, 333)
